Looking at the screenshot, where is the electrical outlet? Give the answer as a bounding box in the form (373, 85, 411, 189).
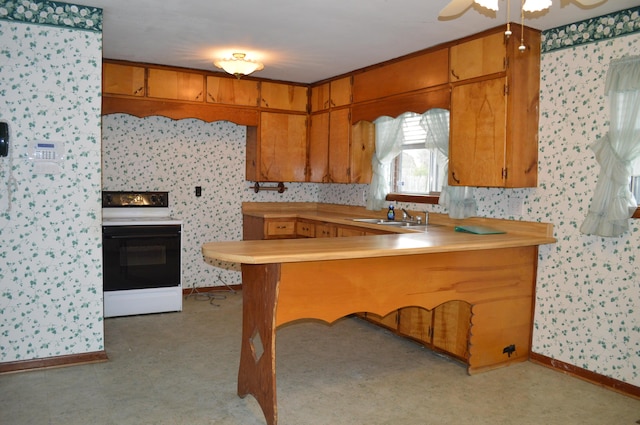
(195, 186, 202, 197)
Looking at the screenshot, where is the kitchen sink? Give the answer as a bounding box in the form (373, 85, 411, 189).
(350, 218, 425, 227)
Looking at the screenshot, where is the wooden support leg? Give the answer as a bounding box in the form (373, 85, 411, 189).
(238, 263, 280, 425)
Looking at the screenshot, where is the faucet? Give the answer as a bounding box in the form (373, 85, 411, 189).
(401, 208, 413, 222)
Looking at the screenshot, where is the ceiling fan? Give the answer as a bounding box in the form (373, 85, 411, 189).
(439, 0, 607, 19)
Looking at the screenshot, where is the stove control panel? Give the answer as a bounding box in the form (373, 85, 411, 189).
(102, 191, 169, 208)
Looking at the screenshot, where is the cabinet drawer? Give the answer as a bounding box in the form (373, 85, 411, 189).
(265, 220, 296, 238)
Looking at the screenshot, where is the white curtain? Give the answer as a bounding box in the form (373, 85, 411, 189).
(580, 55, 640, 237)
(366, 115, 404, 210)
(421, 109, 477, 218)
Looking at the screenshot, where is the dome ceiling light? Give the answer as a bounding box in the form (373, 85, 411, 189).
(214, 53, 264, 79)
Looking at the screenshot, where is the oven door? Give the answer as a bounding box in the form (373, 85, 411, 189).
(102, 225, 181, 291)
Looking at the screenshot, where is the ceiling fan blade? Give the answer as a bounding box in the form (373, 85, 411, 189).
(439, 0, 475, 18)
(573, 0, 607, 6)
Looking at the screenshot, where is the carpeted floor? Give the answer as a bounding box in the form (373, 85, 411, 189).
(1, 291, 638, 425)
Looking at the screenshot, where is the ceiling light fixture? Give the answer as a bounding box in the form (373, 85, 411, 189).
(522, 0, 552, 12)
(439, 0, 606, 19)
(214, 53, 264, 79)
(475, 0, 499, 10)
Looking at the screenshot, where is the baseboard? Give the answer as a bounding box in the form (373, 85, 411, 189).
(0, 351, 108, 375)
(529, 352, 640, 399)
(182, 284, 242, 295)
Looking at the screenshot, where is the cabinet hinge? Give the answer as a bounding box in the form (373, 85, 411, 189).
(504, 83, 509, 96)
(502, 168, 508, 179)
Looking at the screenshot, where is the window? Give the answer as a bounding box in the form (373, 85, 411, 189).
(631, 176, 640, 205)
(390, 113, 445, 195)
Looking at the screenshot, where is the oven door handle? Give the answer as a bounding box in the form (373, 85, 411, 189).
(104, 234, 180, 239)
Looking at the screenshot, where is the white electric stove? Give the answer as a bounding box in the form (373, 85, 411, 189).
(102, 191, 183, 318)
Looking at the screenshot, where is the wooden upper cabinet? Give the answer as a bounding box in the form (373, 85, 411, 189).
(310, 77, 351, 112)
(308, 112, 330, 182)
(310, 83, 331, 112)
(308, 109, 351, 183)
(328, 108, 351, 183)
(103, 63, 145, 97)
(260, 82, 308, 112)
(352, 48, 448, 103)
(246, 112, 307, 182)
(147, 68, 204, 101)
(206, 76, 259, 106)
(449, 31, 506, 82)
(350, 120, 375, 184)
(449, 25, 540, 188)
(450, 77, 507, 187)
(330, 77, 352, 108)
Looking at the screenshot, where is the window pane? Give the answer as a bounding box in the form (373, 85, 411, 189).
(631, 176, 640, 205)
(397, 148, 432, 193)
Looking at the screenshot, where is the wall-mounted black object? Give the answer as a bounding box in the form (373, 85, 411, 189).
(0, 122, 8, 157)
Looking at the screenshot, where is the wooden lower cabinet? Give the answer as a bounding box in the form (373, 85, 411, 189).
(315, 223, 336, 238)
(364, 302, 471, 362)
(365, 311, 398, 329)
(296, 220, 316, 238)
(398, 303, 471, 361)
(243, 214, 471, 362)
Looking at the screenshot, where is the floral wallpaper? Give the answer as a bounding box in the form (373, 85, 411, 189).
(0, 0, 101, 31)
(0, 1, 103, 363)
(101, 116, 323, 289)
(1, 0, 637, 392)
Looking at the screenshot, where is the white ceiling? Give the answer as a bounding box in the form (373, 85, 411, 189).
(79, 0, 640, 83)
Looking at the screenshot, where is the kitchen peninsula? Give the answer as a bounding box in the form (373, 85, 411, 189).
(201, 203, 556, 425)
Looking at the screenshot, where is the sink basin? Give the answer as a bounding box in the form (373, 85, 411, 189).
(350, 218, 425, 227)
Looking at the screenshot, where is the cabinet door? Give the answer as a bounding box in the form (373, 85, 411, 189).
(206, 76, 258, 106)
(296, 220, 316, 238)
(366, 311, 398, 330)
(449, 32, 505, 82)
(259, 112, 307, 182)
(328, 108, 351, 183)
(432, 301, 471, 360)
(242, 215, 264, 241)
(260, 82, 308, 112)
(350, 120, 375, 184)
(308, 112, 330, 182)
(315, 223, 336, 238)
(310, 83, 330, 112)
(147, 69, 204, 101)
(449, 78, 507, 187)
(330, 77, 352, 107)
(103, 63, 145, 97)
(335, 225, 365, 237)
(398, 307, 433, 343)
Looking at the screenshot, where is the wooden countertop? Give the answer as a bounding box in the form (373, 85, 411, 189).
(201, 203, 556, 264)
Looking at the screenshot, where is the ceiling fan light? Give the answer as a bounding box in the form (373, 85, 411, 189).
(214, 53, 264, 78)
(522, 0, 552, 12)
(474, 0, 499, 11)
